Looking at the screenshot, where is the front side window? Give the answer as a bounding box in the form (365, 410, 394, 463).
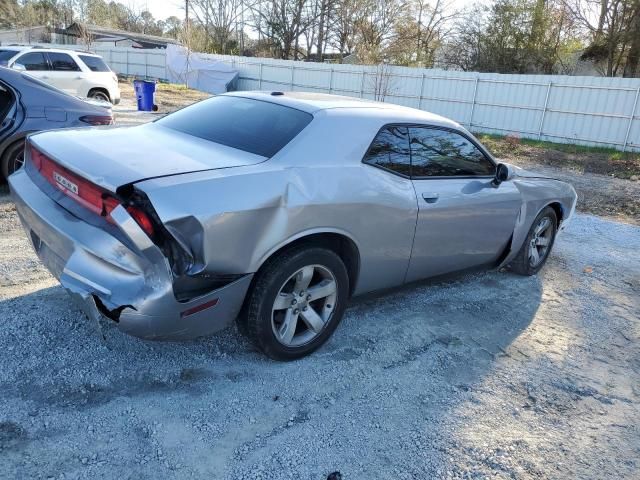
(363, 126, 411, 176)
(157, 96, 313, 158)
(409, 127, 495, 177)
(14, 52, 49, 71)
(47, 52, 81, 72)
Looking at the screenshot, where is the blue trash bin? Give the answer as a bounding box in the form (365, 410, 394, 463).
(133, 80, 156, 111)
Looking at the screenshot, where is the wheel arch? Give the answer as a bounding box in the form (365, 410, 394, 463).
(254, 229, 361, 297)
(498, 200, 564, 269)
(87, 87, 111, 101)
(0, 133, 34, 181)
(547, 201, 564, 226)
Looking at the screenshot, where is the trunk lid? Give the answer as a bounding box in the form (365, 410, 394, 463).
(29, 122, 267, 192)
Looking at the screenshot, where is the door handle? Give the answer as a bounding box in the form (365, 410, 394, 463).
(75, 76, 83, 80)
(422, 193, 439, 203)
(41, 76, 49, 79)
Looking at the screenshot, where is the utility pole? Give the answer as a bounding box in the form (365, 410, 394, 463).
(185, 0, 190, 42)
(184, 0, 191, 89)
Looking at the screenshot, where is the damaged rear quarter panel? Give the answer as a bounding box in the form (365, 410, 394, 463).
(135, 110, 420, 295)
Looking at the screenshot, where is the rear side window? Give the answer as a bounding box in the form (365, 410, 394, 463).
(79, 55, 110, 72)
(409, 127, 495, 177)
(47, 52, 81, 72)
(14, 52, 49, 71)
(157, 96, 313, 157)
(0, 50, 18, 64)
(362, 126, 411, 176)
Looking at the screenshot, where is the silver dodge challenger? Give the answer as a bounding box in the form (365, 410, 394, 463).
(9, 92, 577, 360)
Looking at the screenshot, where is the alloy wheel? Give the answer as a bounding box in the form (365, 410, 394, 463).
(271, 264, 337, 347)
(10, 149, 24, 175)
(528, 216, 553, 267)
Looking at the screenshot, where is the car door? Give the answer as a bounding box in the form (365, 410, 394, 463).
(44, 52, 84, 95)
(405, 125, 521, 283)
(0, 80, 18, 139)
(360, 125, 418, 291)
(11, 52, 50, 82)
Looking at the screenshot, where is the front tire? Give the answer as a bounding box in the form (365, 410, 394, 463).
(240, 246, 349, 361)
(1, 140, 25, 180)
(510, 206, 558, 276)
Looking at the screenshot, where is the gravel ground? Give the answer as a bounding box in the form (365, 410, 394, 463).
(0, 189, 639, 479)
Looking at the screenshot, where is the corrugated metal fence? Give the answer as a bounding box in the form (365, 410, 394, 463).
(84, 45, 640, 152)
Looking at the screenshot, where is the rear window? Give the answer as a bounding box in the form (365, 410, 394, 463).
(79, 55, 110, 72)
(157, 96, 313, 157)
(48, 52, 81, 71)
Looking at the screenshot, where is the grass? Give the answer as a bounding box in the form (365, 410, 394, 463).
(476, 133, 640, 179)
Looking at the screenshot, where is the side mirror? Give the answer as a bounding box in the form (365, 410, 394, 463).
(11, 63, 26, 72)
(493, 163, 514, 186)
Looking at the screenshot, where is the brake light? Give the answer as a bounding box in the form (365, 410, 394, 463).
(125, 205, 155, 237)
(31, 144, 105, 216)
(80, 115, 114, 125)
(29, 144, 155, 237)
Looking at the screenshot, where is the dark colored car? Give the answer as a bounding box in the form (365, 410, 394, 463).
(0, 66, 113, 181)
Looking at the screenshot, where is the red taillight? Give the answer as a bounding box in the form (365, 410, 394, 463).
(29, 144, 154, 237)
(80, 115, 114, 126)
(31, 144, 105, 216)
(125, 205, 155, 237)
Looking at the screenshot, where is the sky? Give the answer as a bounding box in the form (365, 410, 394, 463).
(125, 0, 486, 22)
(126, 0, 185, 21)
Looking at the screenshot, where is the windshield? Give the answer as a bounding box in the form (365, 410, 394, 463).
(157, 96, 313, 158)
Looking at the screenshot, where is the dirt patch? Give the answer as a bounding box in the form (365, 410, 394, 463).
(479, 135, 640, 180)
(478, 135, 640, 224)
(118, 79, 210, 113)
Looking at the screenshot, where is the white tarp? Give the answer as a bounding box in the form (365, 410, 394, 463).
(166, 44, 238, 94)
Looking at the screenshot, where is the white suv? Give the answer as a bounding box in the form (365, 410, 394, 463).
(0, 46, 121, 104)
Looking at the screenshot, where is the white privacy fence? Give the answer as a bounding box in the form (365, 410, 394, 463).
(53, 44, 640, 152)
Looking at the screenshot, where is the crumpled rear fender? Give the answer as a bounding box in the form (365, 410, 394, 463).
(137, 161, 418, 296)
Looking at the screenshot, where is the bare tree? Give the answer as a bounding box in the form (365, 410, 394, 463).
(355, 0, 406, 63)
(366, 62, 395, 100)
(249, 0, 318, 59)
(412, 0, 457, 65)
(188, 0, 247, 54)
(328, 0, 364, 59)
(564, 0, 634, 76)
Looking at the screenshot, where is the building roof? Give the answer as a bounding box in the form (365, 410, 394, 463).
(64, 23, 178, 49)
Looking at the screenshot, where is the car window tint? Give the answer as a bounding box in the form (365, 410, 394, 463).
(0, 50, 18, 63)
(157, 96, 313, 158)
(409, 127, 495, 177)
(79, 55, 110, 72)
(48, 52, 81, 72)
(363, 126, 411, 176)
(15, 52, 49, 71)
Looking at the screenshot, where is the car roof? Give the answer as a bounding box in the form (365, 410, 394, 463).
(0, 46, 100, 56)
(223, 91, 461, 129)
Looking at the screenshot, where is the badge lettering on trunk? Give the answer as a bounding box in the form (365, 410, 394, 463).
(53, 172, 79, 195)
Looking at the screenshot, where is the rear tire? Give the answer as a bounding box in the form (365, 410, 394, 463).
(510, 206, 558, 276)
(1, 140, 25, 180)
(239, 246, 349, 361)
(88, 89, 111, 103)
